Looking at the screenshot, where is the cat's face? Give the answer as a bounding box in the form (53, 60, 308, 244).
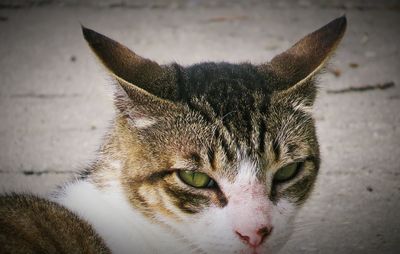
(83, 16, 346, 254)
(118, 92, 318, 253)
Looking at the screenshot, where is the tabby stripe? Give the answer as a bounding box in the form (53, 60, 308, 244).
(215, 128, 235, 162)
(286, 143, 298, 155)
(272, 138, 280, 161)
(207, 147, 216, 171)
(285, 173, 316, 205)
(164, 186, 210, 214)
(187, 99, 214, 123)
(214, 189, 228, 208)
(258, 119, 267, 153)
(145, 170, 174, 184)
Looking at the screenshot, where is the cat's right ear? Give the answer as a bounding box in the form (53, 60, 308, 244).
(81, 26, 177, 124)
(260, 16, 347, 89)
(260, 16, 346, 110)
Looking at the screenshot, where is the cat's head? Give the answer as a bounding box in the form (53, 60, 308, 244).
(84, 16, 346, 254)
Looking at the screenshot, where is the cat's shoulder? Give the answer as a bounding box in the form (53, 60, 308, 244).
(0, 193, 110, 254)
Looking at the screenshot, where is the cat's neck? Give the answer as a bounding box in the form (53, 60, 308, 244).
(53, 178, 192, 254)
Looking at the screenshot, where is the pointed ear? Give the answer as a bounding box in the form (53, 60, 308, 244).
(81, 26, 178, 100)
(81, 26, 178, 127)
(260, 16, 347, 88)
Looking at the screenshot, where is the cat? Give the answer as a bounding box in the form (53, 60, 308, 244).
(0, 16, 346, 254)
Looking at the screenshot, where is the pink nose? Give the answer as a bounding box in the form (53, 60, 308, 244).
(235, 227, 272, 248)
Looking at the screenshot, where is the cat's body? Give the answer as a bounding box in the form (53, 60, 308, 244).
(0, 16, 346, 254)
(0, 194, 110, 254)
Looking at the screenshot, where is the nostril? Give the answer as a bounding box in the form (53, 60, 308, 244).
(235, 231, 250, 243)
(258, 226, 273, 242)
(235, 226, 273, 247)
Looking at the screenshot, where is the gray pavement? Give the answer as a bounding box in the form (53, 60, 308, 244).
(0, 1, 399, 253)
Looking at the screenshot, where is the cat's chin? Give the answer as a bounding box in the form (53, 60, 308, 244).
(238, 247, 268, 254)
(235, 236, 289, 254)
(240, 248, 261, 254)
(239, 245, 284, 254)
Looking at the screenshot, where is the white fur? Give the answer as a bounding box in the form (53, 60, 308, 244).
(292, 98, 312, 114)
(158, 156, 299, 254)
(235, 155, 258, 185)
(54, 180, 192, 254)
(162, 196, 296, 254)
(108, 159, 122, 170)
(267, 199, 297, 252)
(131, 117, 156, 129)
(53, 156, 299, 254)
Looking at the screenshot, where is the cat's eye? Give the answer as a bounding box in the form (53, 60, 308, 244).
(273, 163, 300, 183)
(178, 170, 215, 188)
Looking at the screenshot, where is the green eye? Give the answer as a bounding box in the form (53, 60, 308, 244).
(274, 163, 300, 182)
(178, 170, 215, 188)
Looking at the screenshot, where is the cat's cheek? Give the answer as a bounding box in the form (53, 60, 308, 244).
(264, 199, 298, 251)
(186, 206, 244, 253)
(156, 202, 242, 253)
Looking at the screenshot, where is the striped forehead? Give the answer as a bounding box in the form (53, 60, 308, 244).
(179, 107, 313, 181)
(211, 148, 262, 183)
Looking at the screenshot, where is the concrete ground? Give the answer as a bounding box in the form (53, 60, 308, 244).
(0, 0, 399, 253)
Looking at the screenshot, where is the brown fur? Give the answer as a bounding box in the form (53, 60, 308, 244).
(0, 194, 110, 254)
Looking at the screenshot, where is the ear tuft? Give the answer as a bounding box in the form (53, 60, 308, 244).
(112, 77, 176, 127)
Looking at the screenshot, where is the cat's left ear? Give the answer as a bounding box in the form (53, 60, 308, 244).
(260, 16, 347, 106)
(81, 26, 180, 126)
(81, 26, 177, 100)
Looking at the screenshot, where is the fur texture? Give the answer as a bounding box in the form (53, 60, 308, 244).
(0, 194, 110, 254)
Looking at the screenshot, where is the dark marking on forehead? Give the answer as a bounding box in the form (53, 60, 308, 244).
(167, 63, 284, 165)
(215, 128, 235, 162)
(258, 120, 267, 153)
(207, 147, 216, 171)
(287, 143, 298, 155)
(175, 63, 274, 152)
(185, 152, 202, 167)
(272, 138, 280, 161)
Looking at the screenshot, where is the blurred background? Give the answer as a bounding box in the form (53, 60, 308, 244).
(0, 0, 399, 253)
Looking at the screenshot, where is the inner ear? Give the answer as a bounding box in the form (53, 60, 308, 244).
(271, 79, 317, 112)
(113, 77, 177, 127)
(260, 16, 347, 88)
